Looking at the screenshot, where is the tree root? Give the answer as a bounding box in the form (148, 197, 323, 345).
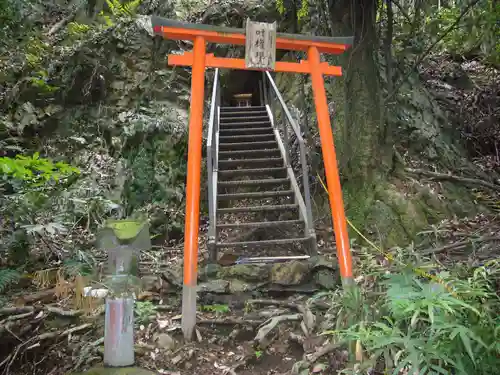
(170, 315, 264, 326)
(305, 341, 342, 363)
(291, 341, 344, 375)
(0, 307, 35, 316)
(248, 299, 317, 335)
(198, 318, 264, 326)
(254, 314, 301, 347)
(46, 306, 83, 317)
(14, 288, 58, 305)
(405, 167, 500, 192)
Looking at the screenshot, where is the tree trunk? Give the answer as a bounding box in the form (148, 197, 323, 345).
(327, 0, 384, 186)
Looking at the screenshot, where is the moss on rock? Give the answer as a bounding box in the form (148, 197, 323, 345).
(217, 264, 270, 281)
(270, 261, 310, 285)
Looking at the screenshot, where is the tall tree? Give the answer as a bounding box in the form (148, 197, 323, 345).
(327, 0, 384, 188)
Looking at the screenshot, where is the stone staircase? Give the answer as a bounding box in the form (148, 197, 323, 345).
(207, 70, 316, 263)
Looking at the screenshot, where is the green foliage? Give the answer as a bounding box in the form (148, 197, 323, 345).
(62, 254, 95, 277)
(98, 0, 142, 26)
(0, 0, 34, 41)
(0, 153, 79, 187)
(425, 1, 500, 63)
(122, 132, 187, 238)
(276, 0, 309, 22)
(135, 301, 156, 324)
(391, 0, 500, 64)
(0, 268, 21, 293)
(325, 261, 500, 374)
(106, 0, 141, 16)
(68, 22, 91, 36)
(124, 144, 157, 214)
(25, 36, 50, 68)
(200, 304, 230, 315)
(296, 0, 309, 22)
(28, 70, 59, 93)
(276, 0, 285, 14)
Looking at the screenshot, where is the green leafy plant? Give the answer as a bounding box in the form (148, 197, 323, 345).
(135, 301, 156, 324)
(200, 304, 230, 315)
(276, 0, 309, 22)
(424, 1, 500, 63)
(24, 36, 50, 68)
(0, 153, 79, 187)
(28, 70, 59, 93)
(67, 22, 91, 36)
(326, 263, 500, 375)
(98, 0, 142, 26)
(276, 0, 285, 14)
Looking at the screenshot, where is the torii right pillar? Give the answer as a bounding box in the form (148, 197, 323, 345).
(308, 46, 354, 286)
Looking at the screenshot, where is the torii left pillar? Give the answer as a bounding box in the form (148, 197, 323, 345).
(181, 35, 206, 340)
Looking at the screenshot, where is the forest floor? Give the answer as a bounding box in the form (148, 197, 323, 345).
(1, 214, 499, 375)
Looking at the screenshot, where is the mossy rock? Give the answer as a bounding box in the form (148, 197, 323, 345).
(197, 279, 229, 293)
(69, 366, 156, 375)
(270, 261, 310, 285)
(228, 279, 259, 293)
(217, 264, 270, 281)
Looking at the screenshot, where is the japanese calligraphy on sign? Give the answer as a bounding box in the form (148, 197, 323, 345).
(245, 19, 276, 70)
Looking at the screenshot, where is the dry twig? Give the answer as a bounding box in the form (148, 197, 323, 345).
(420, 235, 500, 255)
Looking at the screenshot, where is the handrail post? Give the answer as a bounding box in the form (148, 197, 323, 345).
(214, 70, 220, 259)
(308, 46, 353, 286)
(262, 72, 269, 106)
(182, 36, 206, 341)
(268, 74, 276, 123)
(299, 142, 316, 253)
(281, 107, 291, 168)
(259, 80, 264, 106)
(207, 69, 219, 263)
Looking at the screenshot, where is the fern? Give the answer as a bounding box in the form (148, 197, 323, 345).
(98, 0, 141, 27)
(68, 22, 91, 36)
(105, 0, 141, 17)
(0, 268, 21, 293)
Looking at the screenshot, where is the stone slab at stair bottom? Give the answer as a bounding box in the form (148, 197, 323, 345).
(69, 367, 156, 375)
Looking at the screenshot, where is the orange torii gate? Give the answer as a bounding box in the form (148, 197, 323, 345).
(151, 17, 355, 340)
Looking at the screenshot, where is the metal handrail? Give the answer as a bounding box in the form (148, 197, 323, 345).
(264, 72, 315, 239)
(207, 69, 220, 261)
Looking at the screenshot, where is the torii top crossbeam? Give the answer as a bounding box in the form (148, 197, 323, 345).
(152, 17, 353, 53)
(150, 16, 355, 341)
(152, 17, 353, 75)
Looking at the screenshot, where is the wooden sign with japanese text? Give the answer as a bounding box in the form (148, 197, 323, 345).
(245, 19, 276, 70)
